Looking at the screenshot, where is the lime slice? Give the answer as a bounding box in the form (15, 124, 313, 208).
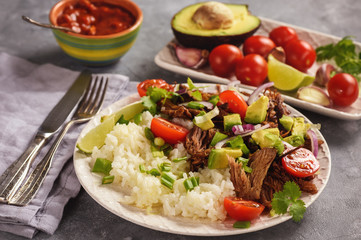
(268, 55, 314, 91)
(76, 101, 145, 154)
(77, 114, 116, 153)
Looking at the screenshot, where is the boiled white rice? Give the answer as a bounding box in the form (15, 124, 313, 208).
(91, 111, 235, 221)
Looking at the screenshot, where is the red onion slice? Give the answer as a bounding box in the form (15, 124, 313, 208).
(307, 129, 319, 157)
(233, 123, 270, 137)
(214, 136, 235, 149)
(247, 82, 275, 105)
(232, 124, 256, 135)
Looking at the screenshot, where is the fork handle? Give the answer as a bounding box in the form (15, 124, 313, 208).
(8, 120, 76, 205)
(0, 135, 48, 203)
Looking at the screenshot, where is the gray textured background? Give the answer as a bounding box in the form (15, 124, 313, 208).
(1, 0, 361, 239)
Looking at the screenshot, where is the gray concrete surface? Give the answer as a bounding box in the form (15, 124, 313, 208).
(1, 0, 361, 239)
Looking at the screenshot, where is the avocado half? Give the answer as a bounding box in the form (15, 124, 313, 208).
(171, 2, 261, 50)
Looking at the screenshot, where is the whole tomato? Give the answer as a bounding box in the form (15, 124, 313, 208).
(209, 44, 243, 78)
(235, 54, 268, 87)
(269, 26, 298, 48)
(284, 39, 316, 72)
(242, 35, 276, 58)
(327, 73, 359, 106)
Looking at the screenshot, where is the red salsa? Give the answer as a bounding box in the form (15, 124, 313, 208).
(57, 0, 136, 36)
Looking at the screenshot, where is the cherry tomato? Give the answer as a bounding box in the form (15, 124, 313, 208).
(218, 90, 248, 119)
(242, 35, 276, 58)
(224, 197, 265, 221)
(137, 79, 173, 97)
(209, 44, 243, 78)
(235, 54, 268, 87)
(284, 39, 316, 72)
(327, 73, 359, 106)
(282, 148, 320, 178)
(269, 26, 298, 48)
(150, 117, 189, 145)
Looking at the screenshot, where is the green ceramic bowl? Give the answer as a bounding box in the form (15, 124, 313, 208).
(49, 0, 143, 66)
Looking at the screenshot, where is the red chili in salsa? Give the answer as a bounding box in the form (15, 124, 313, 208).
(57, 0, 136, 36)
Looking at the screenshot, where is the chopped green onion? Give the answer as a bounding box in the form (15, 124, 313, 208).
(139, 164, 146, 173)
(102, 175, 114, 184)
(92, 158, 112, 175)
(133, 113, 142, 125)
(183, 176, 199, 191)
(233, 221, 251, 229)
(151, 145, 164, 158)
(158, 162, 171, 172)
(147, 168, 161, 177)
(227, 135, 245, 148)
(154, 137, 165, 147)
(161, 172, 176, 189)
(210, 132, 228, 146)
(145, 127, 155, 141)
(172, 156, 188, 163)
(160, 143, 173, 156)
(209, 95, 219, 106)
(187, 101, 204, 109)
(117, 115, 129, 125)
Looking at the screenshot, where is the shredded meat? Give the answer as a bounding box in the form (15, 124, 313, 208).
(185, 126, 217, 171)
(160, 99, 201, 119)
(229, 148, 277, 200)
(260, 158, 318, 208)
(263, 89, 290, 129)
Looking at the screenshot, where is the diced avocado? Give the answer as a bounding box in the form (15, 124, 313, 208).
(279, 115, 294, 131)
(226, 136, 250, 156)
(251, 128, 284, 155)
(208, 147, 243, 169)
(292, 117, 311, 137)
(210, 132, 228, 146)
(224, 113, 242, 131)
(244, 96, 269, 124)
(283, 134, 305, 147)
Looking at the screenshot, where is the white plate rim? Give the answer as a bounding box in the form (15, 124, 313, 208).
(73, 84, 331, 236)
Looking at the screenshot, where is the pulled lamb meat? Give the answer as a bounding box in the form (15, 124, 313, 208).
(260, 158, 318, 209)
(185, 126, 217, 171)
(263, 89, 290, 129)
(160, 99, 201, 119)
(229, 148, 277, 200)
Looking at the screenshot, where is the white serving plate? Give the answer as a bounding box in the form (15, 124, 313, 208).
(73, 84, 331, 236)
(154, 17, 361, 120)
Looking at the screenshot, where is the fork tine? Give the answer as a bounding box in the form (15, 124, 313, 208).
(89, 77, 108, 114)
(77, 76, 99, 114)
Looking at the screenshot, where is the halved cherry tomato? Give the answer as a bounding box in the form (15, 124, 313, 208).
(209, 44, 243, 78)
(218, 90, 248, 119)
(284, 39, 316, 72)
(327, 73, 359, 107)
(137, 79, 173, 97)
(269, 26, 298, 48)
(242, 35, 276, 58)
(235, 54, 268, 87)
(282, 147, 320, 178)
(150, 117, 189, 145)
(224, 197, 265, 221)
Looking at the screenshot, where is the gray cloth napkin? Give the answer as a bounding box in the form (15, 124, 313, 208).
(0, 52, 130, 238)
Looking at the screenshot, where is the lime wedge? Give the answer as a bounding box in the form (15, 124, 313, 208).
(77, 114, 116, 153)
(76, 101, 145, 154)
(268, 55, 314, 91)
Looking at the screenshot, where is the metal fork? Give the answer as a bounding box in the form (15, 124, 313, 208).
(8, 76, 108, 206)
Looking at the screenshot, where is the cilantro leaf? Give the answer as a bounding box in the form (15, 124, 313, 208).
(271, 181, 307, 222)
(316, 36, 361, 80)
(289, 199, 306, 222)
(141, 96, 157, 115)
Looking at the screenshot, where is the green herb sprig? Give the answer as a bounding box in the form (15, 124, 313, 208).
(316, 36, 361, 80)
(271, 181, 306, 222)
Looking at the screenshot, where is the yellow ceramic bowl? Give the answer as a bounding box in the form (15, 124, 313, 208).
(49, 0, 143, 66)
